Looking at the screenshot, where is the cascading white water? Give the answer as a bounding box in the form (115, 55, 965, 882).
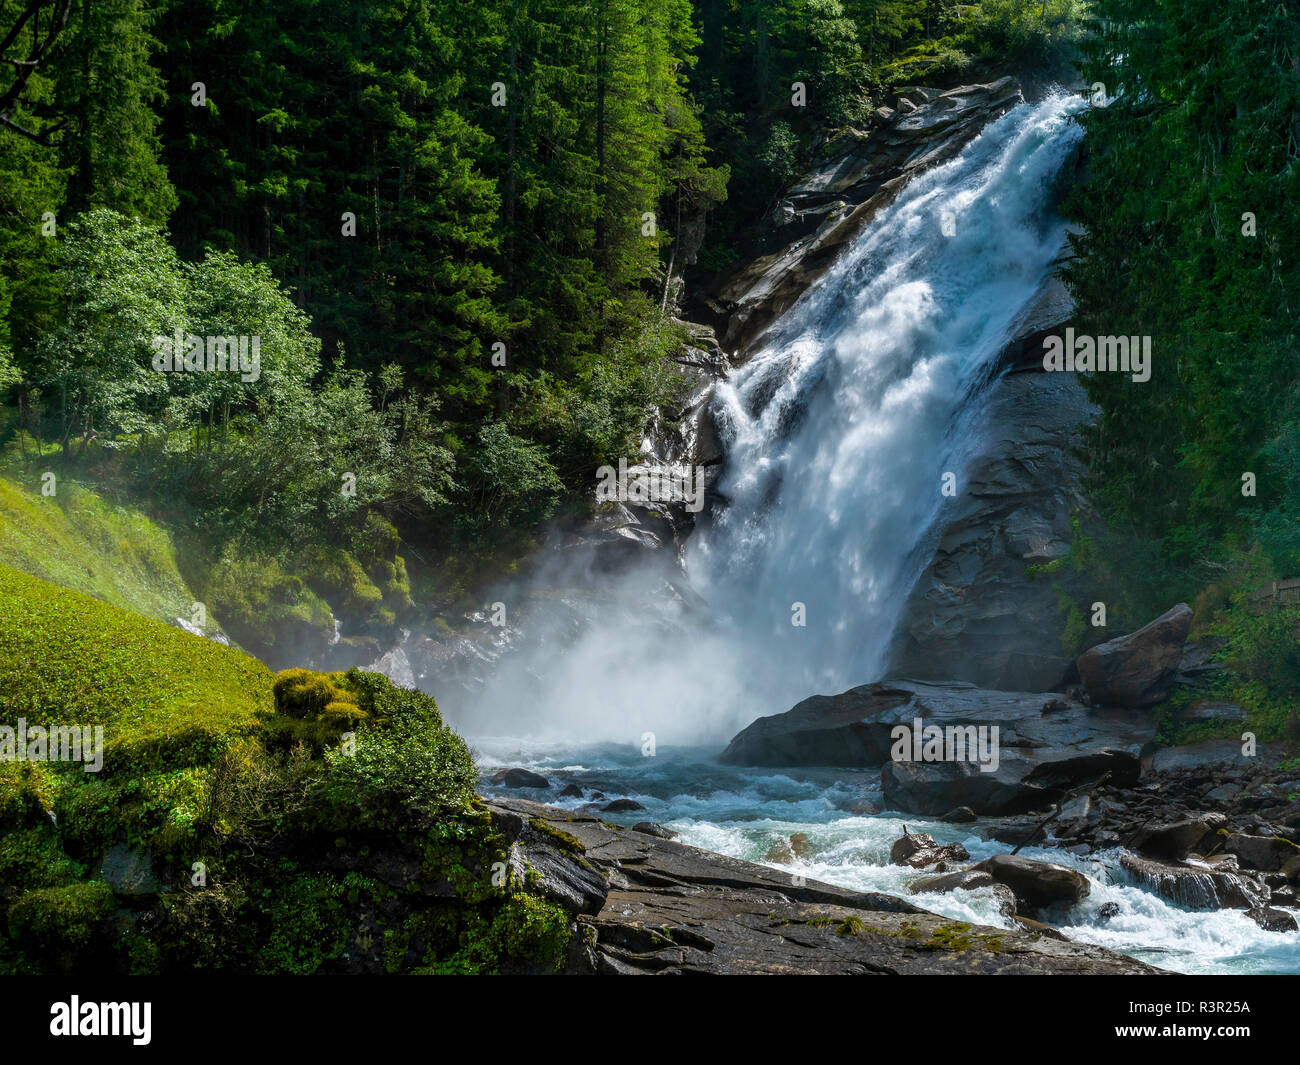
(448, 91, 1085, 745)
(688, 91, 1085, 703)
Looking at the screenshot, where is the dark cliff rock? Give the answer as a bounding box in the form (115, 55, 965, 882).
(886, 357, 1097, 694)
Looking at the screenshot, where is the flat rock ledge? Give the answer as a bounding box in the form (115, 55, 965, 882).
(486, 797, 1162, 975)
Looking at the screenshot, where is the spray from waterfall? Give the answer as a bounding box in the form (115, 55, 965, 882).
(429, 91, 1086, 746)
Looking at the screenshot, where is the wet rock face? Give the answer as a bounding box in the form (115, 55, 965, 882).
(486, 797, 1162, 975)
(1119, 853, 1267, 911)
(694, 77, 1025, 359)
(1076, 603, 1194, 708)
(885, 372, 1097, 693)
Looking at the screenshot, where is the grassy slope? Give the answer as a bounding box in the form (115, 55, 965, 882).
(0, 475, 206, 628)
(0, 564, 270, 766)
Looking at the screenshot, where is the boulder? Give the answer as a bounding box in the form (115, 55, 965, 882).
(1223, 832, 1300, 873)
(889, 831, 970, 869)
(1129, 813, 1227, 861)
(973, 854, 1090, 910)
(1119, 853, 1266, 910)
(602, 798, 646, 813)
(1282, 855, 1300, 883)
(100, 844, 158, 896)
(721, 679, 1153, 816)
(1246, 906, 1299, 933)
(909, 869, 997, 894)
(490, 768, 550, 789)
(1075, 604, 1193, 708)
(883, 756, 1057, 817)
(632, 822, 677, 839)
(940, 806, 978, 824)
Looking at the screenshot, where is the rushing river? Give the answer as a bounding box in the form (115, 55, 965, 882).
(472, 742, 1300, 976)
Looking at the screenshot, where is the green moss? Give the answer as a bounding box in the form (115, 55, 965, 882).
(6, 881, 115, 972)
(0, 827, 84, 893)
(0, 476, 201, 627)
(200, 543, 335, 659)
(259, 872, 352, 975)
(835, 915, 864, 936)
(0, 564, 272, 771)
(529, 818, 586, 854)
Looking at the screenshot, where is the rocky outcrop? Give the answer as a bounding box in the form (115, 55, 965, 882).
(1076, 604, 1194, 708)
(720, 679, 1153, 815)
(695, 78, 1025, 359)
(487, 798, 1161, 974)
(490, 767, 550, 789)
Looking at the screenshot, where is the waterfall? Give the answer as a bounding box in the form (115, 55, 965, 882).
(446, 91, 1086, 745)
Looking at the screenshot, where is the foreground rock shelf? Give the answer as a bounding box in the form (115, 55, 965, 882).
(486, 797, 1162, 974)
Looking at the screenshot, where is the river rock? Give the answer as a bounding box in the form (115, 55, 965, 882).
(973, 854, 1090, 911)
(940, 806, 978, 823)
(722, 679, 1153, 816)
(1223, 832, 1300, 873)
(1129, 813, 1227, 861)
(602, 798, 646, 813)
(1246, 905, 1299, 933)
(909, 869, 997, 894)
(890, 831, 969, 869)
(633, 821, 677, 839)
(1076, 604, 1193, 708)
(1119, 853, 1266, 910)
(490, 768, 550, 789)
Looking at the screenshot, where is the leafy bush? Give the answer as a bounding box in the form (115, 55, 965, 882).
(320, 713, 476, 829)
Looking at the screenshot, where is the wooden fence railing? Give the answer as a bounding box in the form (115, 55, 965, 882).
(1250, 578, 1300, 605)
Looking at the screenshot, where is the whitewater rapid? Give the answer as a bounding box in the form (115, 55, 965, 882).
(473, 743, 1300, 975)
